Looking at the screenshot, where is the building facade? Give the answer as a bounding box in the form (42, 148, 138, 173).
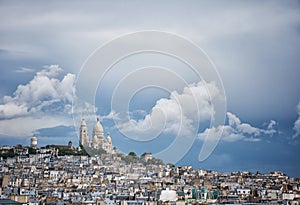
(79, 117, 113, 154)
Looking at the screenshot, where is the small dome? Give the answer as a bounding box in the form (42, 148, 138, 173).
(31, 136, 37, 147)
(106, 135, 112, 144)
(81, 118, 87, 126)
(93, 117, 104, 133)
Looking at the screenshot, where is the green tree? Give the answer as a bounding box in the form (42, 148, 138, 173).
(128, 151, 137, 157)
(120, 151, 140, 164)
(0, 148, 15, 159)
(28, 147, 37, 154)
(144, 157, 164, 166)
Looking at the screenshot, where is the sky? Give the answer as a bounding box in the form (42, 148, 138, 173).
(0, 0, 300, 176)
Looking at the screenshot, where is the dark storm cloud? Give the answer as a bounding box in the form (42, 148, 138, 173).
(0, 1, 299, 123)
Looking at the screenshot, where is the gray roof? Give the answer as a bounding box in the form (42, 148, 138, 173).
(0, 199, 22, 205)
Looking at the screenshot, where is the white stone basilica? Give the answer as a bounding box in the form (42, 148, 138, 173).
(79, 117, 113, 154)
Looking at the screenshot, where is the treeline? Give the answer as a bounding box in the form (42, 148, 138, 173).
(120, 152, 164, 166)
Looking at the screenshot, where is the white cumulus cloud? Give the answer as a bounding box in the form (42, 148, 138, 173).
(0, 65, 75, 136)
(198, 112, 277, 142)
(0, 65, 75, 119)
(106, 81, 220, 140)
(293, 101, 300, 138)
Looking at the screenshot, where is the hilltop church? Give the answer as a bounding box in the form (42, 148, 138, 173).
(79, 117, 113, 154)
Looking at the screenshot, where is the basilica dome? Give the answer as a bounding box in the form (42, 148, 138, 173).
(93, 117, 103, 132)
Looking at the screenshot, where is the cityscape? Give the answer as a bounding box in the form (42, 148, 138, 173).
(0, 118, 299, 205)
(1, 1, 300, 205)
